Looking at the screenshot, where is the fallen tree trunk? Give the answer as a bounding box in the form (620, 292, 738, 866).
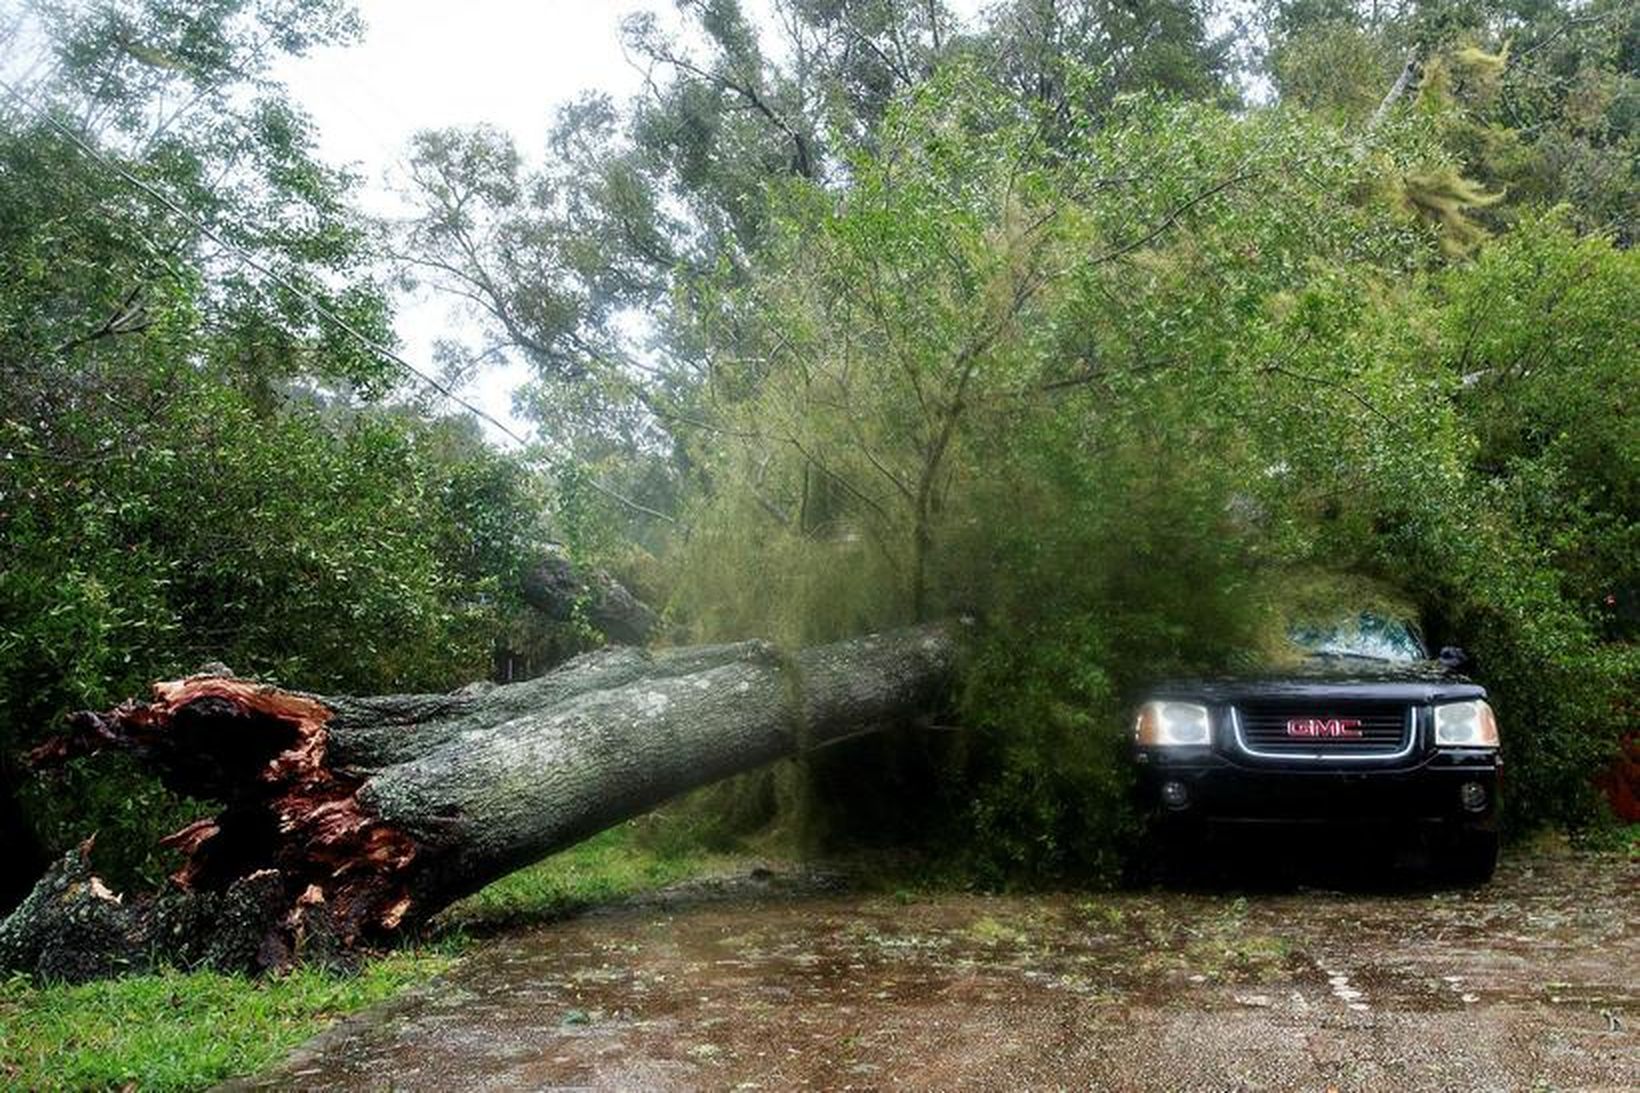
(3, 626, 953, 980)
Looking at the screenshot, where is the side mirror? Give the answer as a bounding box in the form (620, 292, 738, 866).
(1438, 646, 1471, 671)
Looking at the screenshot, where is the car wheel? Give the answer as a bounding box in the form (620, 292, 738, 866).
(1440, 829, 1498, 886)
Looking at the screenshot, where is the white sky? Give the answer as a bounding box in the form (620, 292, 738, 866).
(276, 1, 984, 445)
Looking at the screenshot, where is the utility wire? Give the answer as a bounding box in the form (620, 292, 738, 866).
(0, 73, 678, 525)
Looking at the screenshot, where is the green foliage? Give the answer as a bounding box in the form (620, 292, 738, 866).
(0, 347, 541, 883)
(1270, 19, 1402, 119)
(397, 0, 1242, 529)
(664, 58, 1635, 870)
(0, 949, 452, 1091)
(0, 1, 543, 889)
(947, 381, 1275, 883)
(1407, 220, 1637, 826)
(1268, 0, 1638, 241)
(1238, 214, 1637, 829)
(1392, 166, 1505, 256)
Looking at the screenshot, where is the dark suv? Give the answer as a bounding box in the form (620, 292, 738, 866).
(1133, 610, 1500, 882)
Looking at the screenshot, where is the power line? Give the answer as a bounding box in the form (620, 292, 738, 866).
(0, 73, 678, 525)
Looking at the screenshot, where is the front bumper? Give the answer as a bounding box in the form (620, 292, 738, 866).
(1135, 747, 1500, 830)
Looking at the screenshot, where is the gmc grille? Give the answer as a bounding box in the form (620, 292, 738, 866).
(1231, 701, 1414, 759)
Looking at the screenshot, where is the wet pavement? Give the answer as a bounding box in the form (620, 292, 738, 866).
(234, 852, 1637, 1091)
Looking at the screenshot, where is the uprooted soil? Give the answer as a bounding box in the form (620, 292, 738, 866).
(233, 850, 1636, 1090)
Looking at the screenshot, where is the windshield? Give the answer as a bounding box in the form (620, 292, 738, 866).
(1288, 611, 1427, 662)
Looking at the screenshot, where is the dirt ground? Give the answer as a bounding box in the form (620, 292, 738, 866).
(234, 849, 1636, 1091)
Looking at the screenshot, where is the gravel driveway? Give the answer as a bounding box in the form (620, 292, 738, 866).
(235, 849, 1636, 1091)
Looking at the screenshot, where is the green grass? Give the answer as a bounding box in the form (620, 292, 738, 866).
(0, 822, 730, 1090)
(0, 950, 451, 1091)
(440, 822, 730, 931)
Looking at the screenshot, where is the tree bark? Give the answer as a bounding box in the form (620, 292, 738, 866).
(1369, 51, 1424, 131)
(3, 625, 953, 980)
(519, 545, 659, 646)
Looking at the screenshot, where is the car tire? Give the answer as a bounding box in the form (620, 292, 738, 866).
(1440, 829, 1499, 885)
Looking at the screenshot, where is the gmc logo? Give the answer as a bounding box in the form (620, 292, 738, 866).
(1285, 717, 1364, 738)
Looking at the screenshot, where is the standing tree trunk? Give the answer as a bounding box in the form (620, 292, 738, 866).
(2, 626, 953, 980)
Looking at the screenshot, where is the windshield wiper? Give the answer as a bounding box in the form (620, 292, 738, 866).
(1303, 650, 1402, 663)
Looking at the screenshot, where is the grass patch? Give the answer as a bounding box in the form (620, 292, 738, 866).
(1567, 821, 1639, 857)
(963, 913, 1029, 947)
(0, 949, 452, 1091)
(0, 820, 734, 1090)
(440, 821, 730, 931)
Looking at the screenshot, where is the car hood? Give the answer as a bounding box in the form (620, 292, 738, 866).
(1147, 656, 1487, 705)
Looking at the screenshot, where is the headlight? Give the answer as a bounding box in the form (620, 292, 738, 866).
(1135, 701, 1212, 747)
(1433, 700, 1500, 748)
